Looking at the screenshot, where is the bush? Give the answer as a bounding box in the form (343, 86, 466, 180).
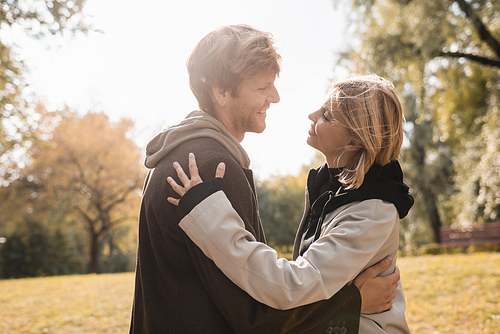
(0, 220, 85, 278)
(466, 243, 500, 253)
(418, 242, 500, 256)
(418, 243, 442, 255)
(441, 245, 468, 255)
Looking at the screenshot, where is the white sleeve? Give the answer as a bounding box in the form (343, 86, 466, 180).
(179, 190, 397, 310)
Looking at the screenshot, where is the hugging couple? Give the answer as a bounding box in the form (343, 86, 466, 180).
(130, 24, 413, 334)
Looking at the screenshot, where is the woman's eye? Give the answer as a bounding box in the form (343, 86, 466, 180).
(322, 112, 330, 121)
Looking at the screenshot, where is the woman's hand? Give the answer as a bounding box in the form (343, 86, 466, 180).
(167, 153, 225, 206)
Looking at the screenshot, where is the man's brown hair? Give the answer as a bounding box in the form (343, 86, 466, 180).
(187, 24, 281, 113)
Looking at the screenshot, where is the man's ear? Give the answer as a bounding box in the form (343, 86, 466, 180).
(345, 139, 361, 152)
(212, 86, 228, 107)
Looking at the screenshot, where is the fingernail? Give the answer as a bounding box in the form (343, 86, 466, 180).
(385, 256, 393, 265)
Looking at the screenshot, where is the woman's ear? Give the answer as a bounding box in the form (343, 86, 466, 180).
(212, 86, 228, 107)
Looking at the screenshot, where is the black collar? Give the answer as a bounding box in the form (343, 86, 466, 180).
(299, 161, 414, 256)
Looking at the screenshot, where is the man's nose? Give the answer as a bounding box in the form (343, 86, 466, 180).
(267, 85, 280, 104)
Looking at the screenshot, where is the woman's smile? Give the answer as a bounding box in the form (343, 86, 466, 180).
(308, 125, 317, 137)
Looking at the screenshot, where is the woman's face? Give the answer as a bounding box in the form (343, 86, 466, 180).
(307, 104, 357, 168)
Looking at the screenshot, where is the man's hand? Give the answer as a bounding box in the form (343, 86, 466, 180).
(353, 256, 400, 314)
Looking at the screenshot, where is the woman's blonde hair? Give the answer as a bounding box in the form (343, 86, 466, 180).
(325, 74, 404, 189)
(187, 25, 281, 114)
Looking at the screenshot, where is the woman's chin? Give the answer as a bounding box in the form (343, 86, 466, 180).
(306, 137, 318, 150)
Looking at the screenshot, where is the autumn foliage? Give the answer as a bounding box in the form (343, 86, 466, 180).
(0, 108, 146, 277)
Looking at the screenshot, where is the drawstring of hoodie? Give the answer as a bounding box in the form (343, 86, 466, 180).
(313, 192, 334, 241)
(299, 190, 337, 256)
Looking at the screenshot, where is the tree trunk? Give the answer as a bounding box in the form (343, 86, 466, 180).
(411, 133, 443, 243)
(89, 232, 100, 274)
(421, 184, 442, 244)
(406, 94, 443, 244)
(107, 234, 116, 274)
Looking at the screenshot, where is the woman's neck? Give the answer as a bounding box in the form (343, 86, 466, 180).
(325, 157, 348, 169)
(324, 149, 358, 168)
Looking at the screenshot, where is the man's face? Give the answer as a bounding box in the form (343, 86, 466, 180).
(221, 71, 280, 142)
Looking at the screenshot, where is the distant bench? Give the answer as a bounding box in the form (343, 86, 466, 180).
(440, 222, 500, 247)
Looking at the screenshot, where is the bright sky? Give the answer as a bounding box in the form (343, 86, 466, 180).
(17, 0, 348, 179)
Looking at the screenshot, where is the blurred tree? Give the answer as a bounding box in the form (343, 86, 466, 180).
(0, 219, 84, 278)
(257, 173, 306, 251)
(333, 0, 500, 247)
(257, 153, 325, 253)
(0, 0, 90, 36)
(1, 108, 145, 274)
(0, 165, 88, 277)
(0, 0, 91, 185)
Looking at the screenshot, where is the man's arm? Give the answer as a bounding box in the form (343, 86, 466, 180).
(353, 257, 400, 314)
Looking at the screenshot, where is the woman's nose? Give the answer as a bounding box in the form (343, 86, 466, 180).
(309, 109, 320, 122)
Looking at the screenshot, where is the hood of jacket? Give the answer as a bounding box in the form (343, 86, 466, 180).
(307, 160, 414, 220)
(298, 160, 414, 256)
(144, 110, 251, 169)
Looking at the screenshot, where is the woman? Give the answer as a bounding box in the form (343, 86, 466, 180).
(168, 74, 414, 333)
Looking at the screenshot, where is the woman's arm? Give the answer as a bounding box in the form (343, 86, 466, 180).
(179, 188, 397, 309)
(168, 153, 399, 312)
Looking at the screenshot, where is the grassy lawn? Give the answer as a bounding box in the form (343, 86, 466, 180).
(0, 273, 135, 333)
(0, 253, 499, 333)
(398, 252, 500, 334)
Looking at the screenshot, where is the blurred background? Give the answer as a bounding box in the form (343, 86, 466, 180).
(4, 0, 348, 178)
(0, 0, 499, 331)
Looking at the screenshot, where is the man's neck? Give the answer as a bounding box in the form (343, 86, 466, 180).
(208, 109, 245, 143)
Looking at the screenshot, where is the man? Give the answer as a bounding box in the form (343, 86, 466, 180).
(130, 24, 399, 333)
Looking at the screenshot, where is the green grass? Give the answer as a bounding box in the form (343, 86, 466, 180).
(0, 253, 499, 333)
(0, 273, 134, 333)
(398, 252, 500, 334)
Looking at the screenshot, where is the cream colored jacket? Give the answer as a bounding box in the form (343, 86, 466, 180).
(179, 191, 411, 334)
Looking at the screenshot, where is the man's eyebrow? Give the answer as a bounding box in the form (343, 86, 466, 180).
(262, 80, 276, 86)
(253, 81, 271, 88)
